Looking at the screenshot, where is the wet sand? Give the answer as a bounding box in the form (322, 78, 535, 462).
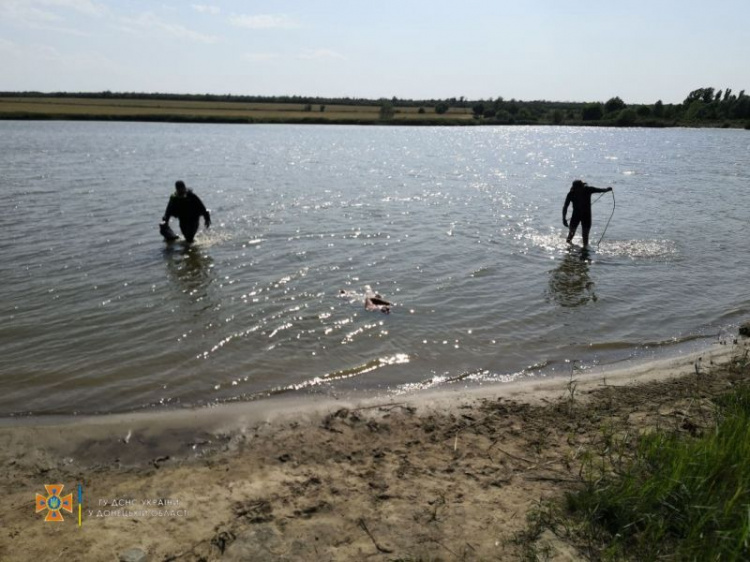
(1, 339, 747, 561)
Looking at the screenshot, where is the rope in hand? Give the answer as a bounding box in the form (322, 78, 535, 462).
(591, 191, 608, 206)
(596, 189, 615, 248)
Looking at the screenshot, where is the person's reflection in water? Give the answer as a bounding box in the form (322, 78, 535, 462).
(163, 243, 215, 307)
(547, 247, 597, 307)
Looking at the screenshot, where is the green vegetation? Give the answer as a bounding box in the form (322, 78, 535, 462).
(0, 86, 748, 127)
(570, 388, 750, 560)
(520, 349, 750, 561)
(582, 103, 604, 121)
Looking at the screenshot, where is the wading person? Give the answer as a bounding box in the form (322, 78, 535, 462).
(161, 180, 211, 243)
(562, 180, 612, 248)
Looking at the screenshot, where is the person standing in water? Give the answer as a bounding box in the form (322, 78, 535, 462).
(161, 180, 211, 243)
(562, 179, 612, 248)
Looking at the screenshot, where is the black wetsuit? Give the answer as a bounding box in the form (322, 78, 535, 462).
(162, 190, 210, 243)
(562, 184, 609, 246)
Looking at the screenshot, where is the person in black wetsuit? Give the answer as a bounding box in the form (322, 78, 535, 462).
(161, 180, 211, 243)
(562, 179, 612, 247)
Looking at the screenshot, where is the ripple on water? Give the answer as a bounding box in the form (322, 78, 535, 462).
(0, 123, 746, 415)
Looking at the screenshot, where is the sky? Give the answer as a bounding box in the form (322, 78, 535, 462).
(1, 0, 748, 104)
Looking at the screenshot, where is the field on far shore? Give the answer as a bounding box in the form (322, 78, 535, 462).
(0, 96, 474, 124)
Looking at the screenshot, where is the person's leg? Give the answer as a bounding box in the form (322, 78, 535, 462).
(581, 218, 592, 247)
(567, 214, 581, 243)
(179, 218, 200, 243)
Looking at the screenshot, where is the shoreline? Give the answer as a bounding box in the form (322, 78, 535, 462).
(2, 93, 749, 129)
(0, 328, 732, 427)
(1, 337, 746, 561)
(2, 114, 747, 129)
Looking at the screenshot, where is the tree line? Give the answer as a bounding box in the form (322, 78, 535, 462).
(462, 87, 749, 127)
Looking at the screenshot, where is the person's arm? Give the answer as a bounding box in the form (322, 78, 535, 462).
(190, 192, 211, 228)
(162, 197, 175, 223)
(562, 192, 572, 227)
(587, 185, 613, 194)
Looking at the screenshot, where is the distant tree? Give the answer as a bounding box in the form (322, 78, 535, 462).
(494, 109, 513, 124)
(379, 101, 394, 120)
(435, 102, 449, 114)
(418, 107, 425, 114)
(552, 109, 564, 124)
(653, 100, 664, 118)
(733, 93, 750, 119)
(636, 105, 651, 117)
(582, 103, 603, 121)
(617, 108, 638, 126)
(472, 102, 485, 118)
(684, 87, 715, 106)
(518, 107, 533, 121)
(684, 89, 700, 105)
(686, 100, 707, 120)
(319, 105, 326, 112)
(604, 96, 626, 114)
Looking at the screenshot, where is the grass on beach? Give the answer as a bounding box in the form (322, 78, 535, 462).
(522, 349, 750, 561)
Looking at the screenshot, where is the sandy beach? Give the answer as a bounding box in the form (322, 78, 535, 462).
(1, 337, 747, 562)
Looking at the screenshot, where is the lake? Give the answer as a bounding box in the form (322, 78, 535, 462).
(1, 121, 748, 415)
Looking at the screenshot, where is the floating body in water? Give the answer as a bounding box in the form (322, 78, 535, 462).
(339, 287, 392, 314)
(365, 294, 392, 314)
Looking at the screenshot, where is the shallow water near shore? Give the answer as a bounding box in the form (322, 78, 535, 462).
(1, 121, 748, 416)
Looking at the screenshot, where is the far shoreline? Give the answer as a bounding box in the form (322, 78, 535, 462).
(2, 93, 748, 129)
(2, 113, 747, 130)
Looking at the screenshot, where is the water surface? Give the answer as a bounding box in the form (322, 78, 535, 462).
(1, 122, 748, 415)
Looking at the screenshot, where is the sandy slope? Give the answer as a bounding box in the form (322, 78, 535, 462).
(1, 339, 746, 561)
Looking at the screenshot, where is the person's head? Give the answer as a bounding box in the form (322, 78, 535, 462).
(572, 179, 586, 189)
(175, 180, 187, 197)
